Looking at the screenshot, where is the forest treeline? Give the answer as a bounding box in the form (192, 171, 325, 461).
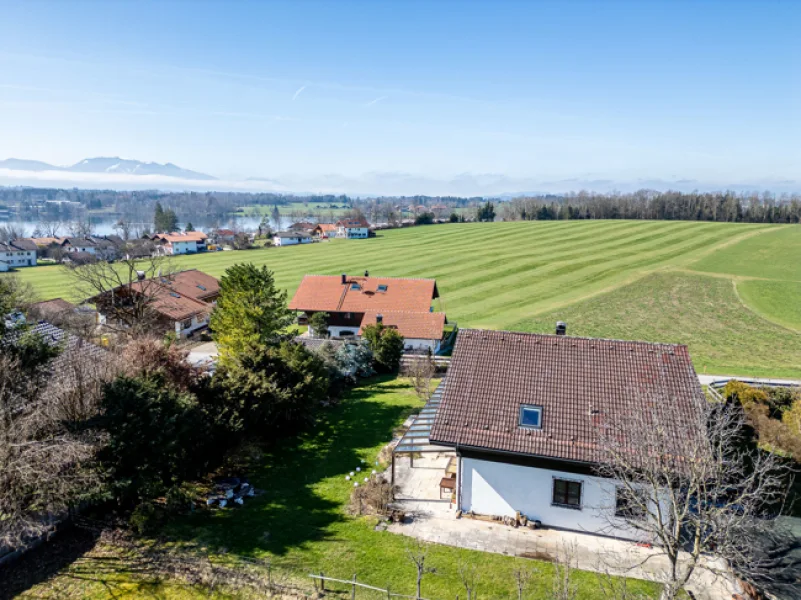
(501, 190, 801, 224)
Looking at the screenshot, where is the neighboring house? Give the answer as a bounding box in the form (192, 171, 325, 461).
(0, 260, 8, 272)
(336, 218, 370, 239)
(0, 239, 37, 268)
(27, 298, 83, 326)
(273, 231, 313, 246)
(151, 232, 208, 255)
(92, 269, 220, 337)
(313, 223, 337, 238)
(213, 229, 236, 244)
(288, 273, 447, 351)
(428, 328, 705, 541)
(359, 311, 446, 352)
(87, 236, 120, 260)
(62, 237, 97, 255)
(289, 221, 316, 232)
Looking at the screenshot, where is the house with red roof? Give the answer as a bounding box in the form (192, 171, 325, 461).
(335, 218, 370, 239)
(288, 272, 447, 352)
(151, 232, 208, 255)
(92, 269, 220, 337)
(415, 327, 706, 541)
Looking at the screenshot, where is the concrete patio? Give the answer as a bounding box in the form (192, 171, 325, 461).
(387, 453, 739, 600)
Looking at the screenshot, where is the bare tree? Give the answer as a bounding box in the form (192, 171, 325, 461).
(596, 393, 795, 599)
(406, 355, 436, 400)
(511, 558, 539, 600)
(67, 255, 173, 337)
(40, 219, 62, 238)
(405, 539, 436, 599)
(68, 218, 95, 237)
(114, 218, 132, 240)
(457, 555, 480, 600)
(551, 541, 579, 600)
(0, 351, 105, 549)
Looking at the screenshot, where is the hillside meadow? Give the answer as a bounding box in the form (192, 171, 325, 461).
(4, 219, 800, 377)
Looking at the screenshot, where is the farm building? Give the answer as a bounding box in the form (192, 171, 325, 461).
(406, 328, 706, 541)
(92, 269, 220, 337)
(289, 273, 447, 352)
(274, 231, 313, 246)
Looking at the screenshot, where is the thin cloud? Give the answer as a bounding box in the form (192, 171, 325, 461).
(292, 85, 306, 101)
(364, 96, 388, 108)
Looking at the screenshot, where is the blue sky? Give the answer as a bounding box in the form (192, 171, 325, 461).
(0, 0, 799, 193)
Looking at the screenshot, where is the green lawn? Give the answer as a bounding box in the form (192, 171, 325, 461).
(736, 280, 801, 332)
(691, 225, 801, 281)
(516, 271, 801, 378)
(5, 220, 800, 377)
(162, 377, 659, 599)
(18, 377, 659, 599)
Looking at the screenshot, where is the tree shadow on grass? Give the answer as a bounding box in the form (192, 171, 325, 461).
(0, 526, 101, 600)
(166, 376, 420, 559)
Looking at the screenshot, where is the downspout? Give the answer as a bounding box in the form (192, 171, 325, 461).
(456, 445, 463, 511)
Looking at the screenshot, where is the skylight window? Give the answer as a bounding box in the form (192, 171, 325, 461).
(377, 284, 388, 292)
(170, 292, 181, 298)
(519, 405, 542, 429)
(197, 284, 207, 291)
(350, 283, 361, 290)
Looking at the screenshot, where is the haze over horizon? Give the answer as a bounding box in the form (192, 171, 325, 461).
(1, 0, 799, 196)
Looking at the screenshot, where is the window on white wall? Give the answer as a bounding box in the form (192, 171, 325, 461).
(518, 404, 542, 428)
(552, 478, 582, 509)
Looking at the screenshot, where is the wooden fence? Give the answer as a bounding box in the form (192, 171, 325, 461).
(309, 573, 434, 600)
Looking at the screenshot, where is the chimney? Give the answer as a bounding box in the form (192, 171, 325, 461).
(376, 314, 383, 324)
(364, 270, 369, 277)
(555, 321, 567, 336)
(341, 273, 347, 285)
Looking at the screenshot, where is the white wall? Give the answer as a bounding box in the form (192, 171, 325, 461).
(460, 456, 652, 541)
(403, 338, 437, 352)
(0, 250, 36, 267)
(170, 241, 198, 255)
(174, 314, 209, 337)
(0, 260, 8, 272)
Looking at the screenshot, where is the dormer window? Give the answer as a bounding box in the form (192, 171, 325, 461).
(519, 405, 542, 429)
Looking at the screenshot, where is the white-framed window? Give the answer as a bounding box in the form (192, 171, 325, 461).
(552, 477, 582, 509)
(519, 404, 543, 428)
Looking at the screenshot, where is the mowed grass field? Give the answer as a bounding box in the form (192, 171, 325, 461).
(4, 220, 800, 377)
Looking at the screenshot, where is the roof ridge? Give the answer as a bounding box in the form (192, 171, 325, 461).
(302, 274, 436, 282)
(459, 328, 687, 350)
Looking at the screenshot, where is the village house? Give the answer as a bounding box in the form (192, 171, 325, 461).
(273, 231, 313, 246)
(150, 231, 208, 255)
(288, 221, 316, 233)
(92, 269, 220, 337)
(336, 218, 370, 239)
(0, 239, 37, 270)
(288, 273, 447, 352)
(313, 223, 337, 238)
(419, 327, 705, 541)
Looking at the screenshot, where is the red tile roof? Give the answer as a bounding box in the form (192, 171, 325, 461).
(359, 310, 446, 340)
(288, 275, 438, 314)
(336, 218, 370, 228)
(430, 329, 705, 465)
(314, 223, 338, 233)
(156, 269, 220, 301)
(153, 232, 208, 243)
(28, 298, 76, 318)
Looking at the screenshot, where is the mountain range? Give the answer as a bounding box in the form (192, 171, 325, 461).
(0, 157, 216, 181)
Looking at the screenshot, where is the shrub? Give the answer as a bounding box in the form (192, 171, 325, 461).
(362, 324, 404, 373)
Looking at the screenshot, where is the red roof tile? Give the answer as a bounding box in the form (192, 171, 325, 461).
(359, 311, 446, 340)
(430, 329, 705, 465)
(288, 275, 438, 314)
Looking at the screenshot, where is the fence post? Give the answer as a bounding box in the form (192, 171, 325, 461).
(351, 573, 357, 600)
(386, 584, 391, 600)
(320, 571, 325, 592)
(266, 558, 272, 594)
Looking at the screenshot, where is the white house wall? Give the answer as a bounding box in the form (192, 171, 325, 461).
(459, 456, 652, 541)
